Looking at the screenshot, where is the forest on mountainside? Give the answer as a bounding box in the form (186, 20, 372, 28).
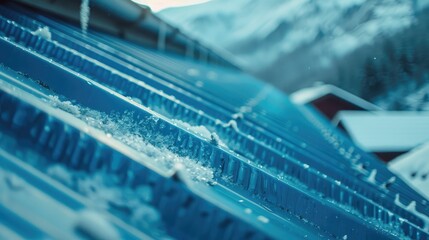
(333, 7, 429, 110)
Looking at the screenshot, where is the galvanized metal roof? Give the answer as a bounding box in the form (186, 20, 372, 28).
(0, 2, 428, 239)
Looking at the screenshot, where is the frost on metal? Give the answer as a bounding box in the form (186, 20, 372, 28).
(80, 0, 90, 34)
(47, 95, 214, 183)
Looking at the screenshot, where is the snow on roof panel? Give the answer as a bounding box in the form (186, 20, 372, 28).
(389, 142, 429, 199)
(337, 111, 429, 152)
(1, 2, 429, 239)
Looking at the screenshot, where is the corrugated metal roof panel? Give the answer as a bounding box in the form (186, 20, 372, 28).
(0, 2, 428, 239)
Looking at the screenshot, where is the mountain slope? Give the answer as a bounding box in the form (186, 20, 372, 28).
(160, 0, 429, 93)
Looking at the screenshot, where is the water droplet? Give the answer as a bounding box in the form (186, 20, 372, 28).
(257, 215, 269, 223)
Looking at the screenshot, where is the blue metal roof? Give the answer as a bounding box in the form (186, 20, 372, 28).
(0, 2, 428, 239)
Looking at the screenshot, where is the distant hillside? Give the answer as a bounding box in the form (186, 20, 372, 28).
(160, 0, 429, 108)
(342, 8, 429, 110)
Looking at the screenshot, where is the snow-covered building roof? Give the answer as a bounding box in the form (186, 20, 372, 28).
(389, 142, 429, 199)
(334, 111, 429, 161)
(291, 84, 382, 119)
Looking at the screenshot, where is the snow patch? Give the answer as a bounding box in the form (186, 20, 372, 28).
(31, 26, 52, 40)
(48, 95, 81, 115)
(220, 120, 240, 132)
(173, 119, 227, 148)
(171, 162, 190, 183)
(232, 112, 244, 120)
(47, 95, 214, 183)
(389, 142, 429, 198)
(257, 215, 269, 224)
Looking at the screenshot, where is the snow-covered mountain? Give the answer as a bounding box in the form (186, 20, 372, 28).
(160, 0, 429, 92)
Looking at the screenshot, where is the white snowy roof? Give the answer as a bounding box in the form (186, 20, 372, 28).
(389, 142, 429, 199)
(334, 111, 429, 152)
(290, 84, 382, 111)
